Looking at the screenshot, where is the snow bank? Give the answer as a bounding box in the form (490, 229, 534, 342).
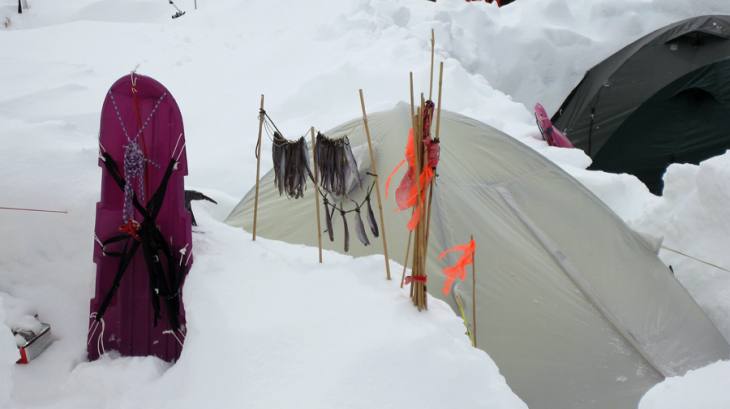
(0, 295, 18, 406)
(629, 153, 730, 341)
(2, 206, 528, 409)
(0, 3, 529, 407)
(639, 360, 730, 409)
(2, 0, 730, 407)
(425, 0, 730, 113)
(116, 212, 527, 409)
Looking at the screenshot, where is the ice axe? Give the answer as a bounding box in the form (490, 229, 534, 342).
(168, 0, 186, 19)
(184, 190, 217, 226)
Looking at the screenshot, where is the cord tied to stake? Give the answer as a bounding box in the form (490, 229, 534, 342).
(404, 275, 427, 285)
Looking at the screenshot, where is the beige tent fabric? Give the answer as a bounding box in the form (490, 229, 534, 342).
(225, 104, 729, 409)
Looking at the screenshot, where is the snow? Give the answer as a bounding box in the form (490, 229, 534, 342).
(2, 0, 730, 408)
(639, 360, 730, 409)
(4, 210, 527, 409)
(631, 155, 730, 341)
(0, 294, 18, 407)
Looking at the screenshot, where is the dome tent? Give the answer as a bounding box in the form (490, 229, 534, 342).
(552, 15, 730, 194)
(225, 104, 729, 409)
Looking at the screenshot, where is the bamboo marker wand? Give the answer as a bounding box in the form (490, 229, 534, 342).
(311, 127, 323, 263)
(252, 94, 265, 241)
(471, 234, 477, 347)
(435, 62, 444, 140)
(359, 89, 392, 280)
(429, 29, 435, 100)
(400, 232, 412, 288)
(424, 62, 444, 250)
(401, 72, 417, 288)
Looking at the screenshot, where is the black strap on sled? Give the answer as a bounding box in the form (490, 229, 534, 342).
(94, 152, 188, 331)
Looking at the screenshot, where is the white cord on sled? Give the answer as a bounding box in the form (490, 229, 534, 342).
(163, 329, 184, 348)
(88, 313, 107, 357)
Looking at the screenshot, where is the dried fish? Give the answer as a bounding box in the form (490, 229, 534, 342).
(354, 207, 370, 246)
(315, 133, 361, 196)
(324, 198, 334, 242)
(366, 194, 379, 238)
(272, 132, 312, 199)
(340, 208, 349, 253)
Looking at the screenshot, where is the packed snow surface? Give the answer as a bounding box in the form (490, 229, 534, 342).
(639, 360, 730, 409)
(2, 0, 730, 408)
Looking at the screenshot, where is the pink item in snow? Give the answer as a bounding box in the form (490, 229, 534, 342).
(535, 103, 573, 148)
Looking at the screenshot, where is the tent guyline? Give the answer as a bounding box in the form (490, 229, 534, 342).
(661, 245, 730, 275)
(0, 206, 68, 214)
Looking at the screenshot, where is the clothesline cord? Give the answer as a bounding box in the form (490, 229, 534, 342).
(318, 179, 377, 215)
(256, 109, 312, 158)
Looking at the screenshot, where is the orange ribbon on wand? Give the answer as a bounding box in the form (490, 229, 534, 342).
(384, 128, 438, 231)
(439, 239, 476, 295)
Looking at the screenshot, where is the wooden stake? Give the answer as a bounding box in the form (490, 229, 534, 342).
(423, 62, 444, 251)
(311, 127, 323, 263)
(399, 231, 412, 288)
(400, 73, 418, 288)
(418, 94, 430, 298)
(471, 234, 477, 347)
(411, 102, 427, 311)
(359, 89, 392, 280)
(251, 94, 265, 241)
(409, 72, 417, 143)
(435, 61, 444, 140)
(424, 62, 444, 248)
(429, 29, 435, 101)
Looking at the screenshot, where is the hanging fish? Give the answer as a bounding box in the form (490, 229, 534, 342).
(342, 136, 363, 191)
(366, 194, 379, 238)
(324, 198, 334, 242)
(315, 133, 361, 196)
(354, 207, 370, 246)
(272, 132, 312, 199)
(272, 132, 287, 197)
(340, 208, 349, 253)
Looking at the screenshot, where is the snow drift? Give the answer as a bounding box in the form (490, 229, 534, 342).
(2, 0, 730, 408)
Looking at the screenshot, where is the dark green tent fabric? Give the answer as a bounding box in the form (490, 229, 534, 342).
(552, 15, 730, 194)
(592, 59, 730, 193)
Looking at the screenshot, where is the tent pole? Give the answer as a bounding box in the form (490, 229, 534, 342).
(359, 89, 392, 280)
(310, 127, 323, 263)
(471, 234, 477, 347)
(251, 94, 265, 241)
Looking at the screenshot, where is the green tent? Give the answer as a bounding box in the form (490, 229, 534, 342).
(552, 15, 730, 194)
